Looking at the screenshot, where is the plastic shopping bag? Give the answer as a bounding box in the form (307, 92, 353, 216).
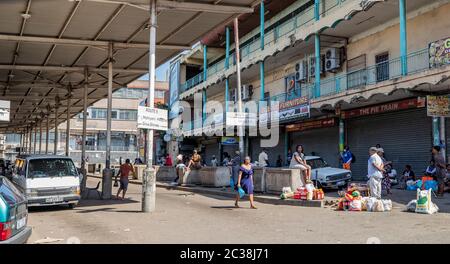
(373, 199, 385, 212)
(381, 199, 392, 211)
(230, 177, 235, 188)
(349, 198, 362, 211)
(406, 199, 417, 212)
(238, 187, 246, 198)
(416, 189, 434, 214)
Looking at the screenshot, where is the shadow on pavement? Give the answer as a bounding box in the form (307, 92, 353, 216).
(77, 198, 139, 208)
(28, 205, 73, 213)
(210, 206, 237, 210)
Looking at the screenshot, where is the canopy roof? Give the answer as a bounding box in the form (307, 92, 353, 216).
(0, 0, 256, 133)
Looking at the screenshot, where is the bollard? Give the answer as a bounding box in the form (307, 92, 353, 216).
(102, 168, 112, 199)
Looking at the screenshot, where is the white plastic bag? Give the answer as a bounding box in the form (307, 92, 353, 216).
(373, 199, 385, 212)
(305, 183, 315, 192)
(282, 187, 292, 194)
(406, 199, 417, 212)
(381, 199, 392, 211)
(366, 197, 377, 212)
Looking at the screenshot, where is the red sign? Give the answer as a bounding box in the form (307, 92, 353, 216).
(341, 97, 426, 119)
(286, 118, 336, 132)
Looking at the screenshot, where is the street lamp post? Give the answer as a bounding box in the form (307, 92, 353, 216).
(233, 18, 245, 157)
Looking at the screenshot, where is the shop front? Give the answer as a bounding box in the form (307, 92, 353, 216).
(343, 97, 431, 181)
(287, 118, 339, 167)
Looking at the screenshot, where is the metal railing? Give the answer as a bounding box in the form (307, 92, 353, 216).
(181, 0, 355, 92)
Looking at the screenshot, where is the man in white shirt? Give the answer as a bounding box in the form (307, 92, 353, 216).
(258, 149, 269, 167)
(367, 147, 384, 199)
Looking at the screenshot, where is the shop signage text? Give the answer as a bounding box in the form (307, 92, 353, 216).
(260, 96, 310, 123)
(221, 136, 239, 145)
(341, 98, 426, 119)
(427, 95, 450, 117)
(286, 118, 336, 132)
(429, 36, 450, 68)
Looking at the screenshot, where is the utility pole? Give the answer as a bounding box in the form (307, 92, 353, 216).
(142, 0, 157, 213)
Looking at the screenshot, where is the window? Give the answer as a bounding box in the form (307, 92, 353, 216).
(347, 54, 367, 89)
(111, 110, 118, 119)
(155, 90, 165, 99)
(113, 88, 145, 99)
(375, 52, 389, 82)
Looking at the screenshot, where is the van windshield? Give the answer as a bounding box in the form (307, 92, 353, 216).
(27, 159, 78, 178)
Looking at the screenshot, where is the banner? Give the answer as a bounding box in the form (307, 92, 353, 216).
(286, 118, 336, 132)
(260, 96, 310, 123)
(429, 37, 450, 68)
(137, 106, 168, 131)
(427, 95, 450, 117)
(168, 60, 181, 119)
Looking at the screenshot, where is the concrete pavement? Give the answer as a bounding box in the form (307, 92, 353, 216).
(27, 177, 450, 244)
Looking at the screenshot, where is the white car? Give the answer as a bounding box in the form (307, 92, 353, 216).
(11, 155, 81, 208)
(305, 156, 352, 189)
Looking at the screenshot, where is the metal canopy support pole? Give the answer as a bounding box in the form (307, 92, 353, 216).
(28, 127, 32, 154)
(39, 120, 42, 154)
(54, 99, 59, 155)
(339, 118, 345, 153)
(314, 33, 321, 98)
(440, 117, 446, 162)
(142, 0, 157, 213)
(33, 125, 37, 154)
(234, 18, 244, 157)
(19, 133, 23, 155)
(399, 0, 408, 76)
(46, 115, 49, 154)
(433, 117, 440, 146)
(102, 42, 114, 200)
(65, 87, 71, 157)
(81, 68, 89, 192)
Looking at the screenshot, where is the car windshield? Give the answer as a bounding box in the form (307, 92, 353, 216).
(307, 158, 329, 169)
(0, 177, 25, 206)
(27, 159, 78, 178)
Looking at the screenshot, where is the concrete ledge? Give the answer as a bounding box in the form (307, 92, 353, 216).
(87, 174, 323, 207)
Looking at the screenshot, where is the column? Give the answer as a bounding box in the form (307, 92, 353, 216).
(65, 87, 71, 157)
(314, 33, 321, 98)
(432, 117, 440, 146)
(225, 26, 230, 114)
(315, 0, 320, 21)
(284, 129, 289, 166)
(399, 0, 408, 76)
(54, 99, 59, 155)
(102, 42, 114, 200)
(259, 1, 265, 99)
(234, 18, 245, 156)
(142, 0, 157, 213)
(46, 115, 49, 154)
(81, 67, 88, 191)
(33, 125, 37, 154)
(339, 119, 345, 153)
(440, 117, 446, 161)
(202, 90, 207, 124)
(39, 120, 42, 154)
(203, 45, 208, 81)
(28, 127, 32, 154)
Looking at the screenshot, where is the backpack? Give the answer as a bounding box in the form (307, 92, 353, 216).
(351, 153, 356, 163)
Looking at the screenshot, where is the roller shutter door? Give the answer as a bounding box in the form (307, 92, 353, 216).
(249, 136, 286, 167)
(291, 126, 340, 167)
(347, 108, 432, 181)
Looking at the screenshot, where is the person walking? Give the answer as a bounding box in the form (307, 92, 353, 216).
(234, 156, 257, 209)
(115, 159, 134, 200)
(432, 145, 446, 198)
(367, 147, 384, 199)
(172, 158, 187, 186)
(340, 146, 353, 170)
(258, 149, 269, 167)
(289, 145, 311, 185)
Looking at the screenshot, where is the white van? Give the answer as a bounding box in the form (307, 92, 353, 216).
(12, 155, 81, 208)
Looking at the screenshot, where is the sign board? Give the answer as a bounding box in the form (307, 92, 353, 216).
(286, 118, 336, 132)
(427, 95, 450, 117)
(341, 97, 426, 119)
(429, 37, 450, 68)
(260, 96, 310, 123)
(221, 137, 239, 145)
(226, 112, 257, 127)
(137, 106, 168, 131)
(0, 100, 10, 122)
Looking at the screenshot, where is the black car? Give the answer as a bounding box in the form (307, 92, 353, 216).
(0, 176, 32, 244)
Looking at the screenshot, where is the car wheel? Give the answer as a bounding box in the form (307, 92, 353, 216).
(68, 203, 76, 209)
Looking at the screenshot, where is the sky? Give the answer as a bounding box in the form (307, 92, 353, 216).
(139, 61, 170, 81)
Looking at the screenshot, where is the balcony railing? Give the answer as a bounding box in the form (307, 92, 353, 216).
(182, 0, 353, 92)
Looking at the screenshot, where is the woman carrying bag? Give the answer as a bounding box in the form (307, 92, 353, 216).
(234, 156, 257, 209)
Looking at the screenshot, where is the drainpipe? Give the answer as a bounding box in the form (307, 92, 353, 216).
(399, 0, 408, 76)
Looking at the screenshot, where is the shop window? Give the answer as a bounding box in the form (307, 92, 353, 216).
(375, 52, 389, 82)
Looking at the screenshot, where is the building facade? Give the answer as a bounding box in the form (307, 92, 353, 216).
(169, 0, 450, 180)
(3, 80, 169, 165)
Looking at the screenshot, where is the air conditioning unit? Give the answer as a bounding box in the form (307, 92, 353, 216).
(295, 60, 308, 82)
(325, 48, 342, 72)
(310, 55, 325, 77)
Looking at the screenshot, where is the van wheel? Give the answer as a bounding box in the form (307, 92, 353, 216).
(68, 203, 76, 209)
